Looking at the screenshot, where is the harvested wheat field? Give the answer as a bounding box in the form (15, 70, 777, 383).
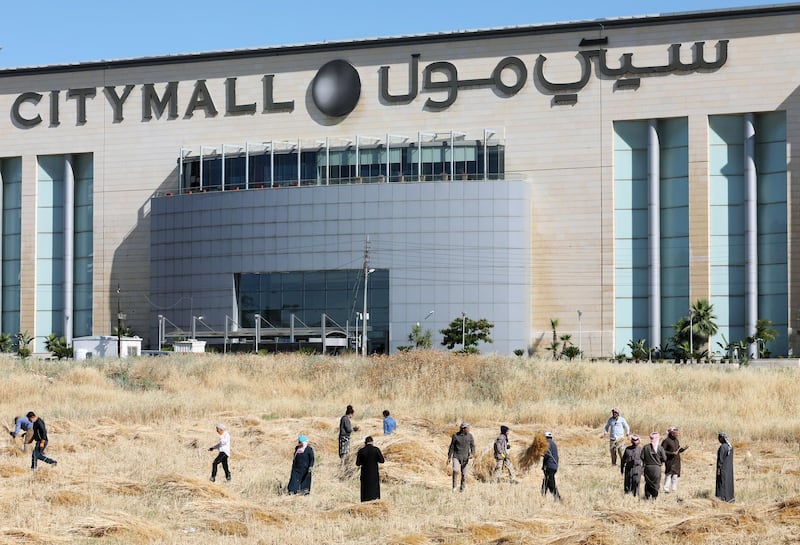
(1, 351, 800, 544)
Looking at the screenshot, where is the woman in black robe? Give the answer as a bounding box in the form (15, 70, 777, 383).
(355, 436, 385, 501)
(716, 432, 735, 502)
(640, 432, 666, 499)
(287, 435, 314, 495)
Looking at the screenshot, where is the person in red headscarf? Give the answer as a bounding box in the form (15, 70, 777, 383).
(620, 434, 644, 496)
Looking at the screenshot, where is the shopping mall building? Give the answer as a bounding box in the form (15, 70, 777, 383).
(0, 4, 797, 356)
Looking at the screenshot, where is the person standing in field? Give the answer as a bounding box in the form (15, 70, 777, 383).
(541, 432, 561, 500)
(640, 431, 666, 499)
(447, 422, 475, 492)
(620, 434, 644, 496)
(208, 423, 231, 482)
(602, 408, 630, 466)
(492, 425, 518, 484)
(382, 410, 397, 435)
(27, 411, 56, 470)
(288, 434, 315, 495)
(662, 427, 687, 493)
(338, 405, 359, 464)
(715, 432, 735, 502)
(355, 436, 385, 501)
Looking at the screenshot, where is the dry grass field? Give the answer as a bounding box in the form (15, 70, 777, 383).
(1, 351, 800, 544)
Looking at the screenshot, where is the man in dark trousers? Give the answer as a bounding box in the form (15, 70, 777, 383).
(27, 411, 57, 470)
(620, 434, 644, 496)
(355, 436, 385, 501)
(662, 426, 687, 493)
(447, 422, 475, 492)
(541, 432, 561, 500)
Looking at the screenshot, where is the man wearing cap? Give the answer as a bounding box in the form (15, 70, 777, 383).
(492, 425, 518, 484)
(288, 434, 315, 495)
(620, 435, 644, 496)
(447, 422, 475, 492)
(208, 423, 231, 482)
(602, 408, 630, 466)
(541, 432, 561, 500)
(662, 427, 687, 493)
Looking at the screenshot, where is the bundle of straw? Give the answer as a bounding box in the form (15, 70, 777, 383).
(517, 432, 549, 472)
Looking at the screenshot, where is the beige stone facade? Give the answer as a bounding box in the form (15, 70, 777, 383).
(0, 5, 797, 355)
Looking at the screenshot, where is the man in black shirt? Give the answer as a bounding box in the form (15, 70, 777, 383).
(27, 411, 57, 470)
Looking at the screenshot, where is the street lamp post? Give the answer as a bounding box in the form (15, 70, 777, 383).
(254, 314, 261, 353)
(577, 310, 583, 362)
(116, 285, 125, 358)
(461, 312, 466, 349)
(157, 314, 164, 351)
(192, 315, 203, 341)
(362, 269, 375, 357)
(689, 309, 694, 363)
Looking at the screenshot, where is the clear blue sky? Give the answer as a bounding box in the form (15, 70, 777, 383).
(0, 0, 785, 68)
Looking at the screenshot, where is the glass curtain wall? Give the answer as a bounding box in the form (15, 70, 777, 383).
(36, 156, 65, 351)
(182, 143, 504, 191)
(1, 158, 22, 335)
(659, 118, 690, 345)
(36, 154, 94, 350)
(74, 155, 94, 337)
(709, 112, 787, 355)
(237, 270, 389, 352)
(614, 119, 689, 355)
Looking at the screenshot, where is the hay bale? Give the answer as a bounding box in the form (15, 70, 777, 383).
(380, 434, 449, 483)
(594, 509, 653, 528)
(72, 511, 166, 542)
(0, 446, 24, 458)
(0, 528, 71, 543)
(188, 499, 290, 527)
(104, 480, 147, 496)
(0, 463, 26, 477)
(153, 473, 234, 500)
(472, 449, 497, 483)
(467, 523, 505, 541)
(207, 519, 249, 536)
(327, 500, 390, 519)
(518, 433, 548, 472)
(47, 490, 90, 507)
(388, 533, 431, 545)
(766, 496, 800, 523)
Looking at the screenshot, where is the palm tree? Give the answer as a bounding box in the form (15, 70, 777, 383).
(550, 318, 559, 346)
(689, 298, 718, 351)
(671, 299, 718, 362)
(750, 318, 778, 358)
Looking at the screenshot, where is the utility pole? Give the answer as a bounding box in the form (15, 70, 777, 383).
(116, 285, 125, 358)
(361, 236, 371, 357)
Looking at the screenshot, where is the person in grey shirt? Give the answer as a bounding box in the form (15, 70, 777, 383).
(602, 407, 630, 466)
(447, 422, 475, 492)
(338, 405, 359, 464)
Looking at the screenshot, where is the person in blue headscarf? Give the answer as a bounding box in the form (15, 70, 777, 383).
(288, 434, 315, 495)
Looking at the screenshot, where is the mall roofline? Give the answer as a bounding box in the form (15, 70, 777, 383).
(0, 3, 798, 77)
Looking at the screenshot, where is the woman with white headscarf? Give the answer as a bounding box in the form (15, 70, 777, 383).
(640, 431, 666, 499)
(715, 432, 734, 502)
(288, 435, 315, 495)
